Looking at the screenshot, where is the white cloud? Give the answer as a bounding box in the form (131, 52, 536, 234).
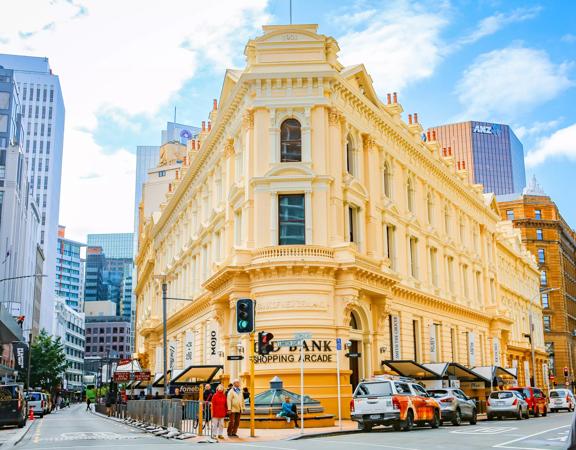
(0, 0, 269, 240)
(336, 1, 450, 93)
(514, 119, 563, 140)
(525, 123, 576, 167)
(458, 7, 541, 45)
(562, 33, 576, 43)
(456, 45, 574, 120)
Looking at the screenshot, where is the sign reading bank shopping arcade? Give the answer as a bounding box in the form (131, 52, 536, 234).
(254, 339, 335, 364)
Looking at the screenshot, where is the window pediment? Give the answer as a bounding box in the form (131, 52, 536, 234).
(264, 163, 314, 178)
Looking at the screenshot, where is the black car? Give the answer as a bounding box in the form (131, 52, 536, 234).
(0, 384, 27, 428)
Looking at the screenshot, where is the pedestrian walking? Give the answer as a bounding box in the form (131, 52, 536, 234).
(203, 384, 213, 425)
(242, 387, 250, 401)
(226, 379, 244, 437)
(225, 383, 233, 396)
(86, 397, 91, 411)
(211, 385, 227, 440)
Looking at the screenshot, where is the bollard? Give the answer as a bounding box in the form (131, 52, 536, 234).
(29, 408, 35, 421)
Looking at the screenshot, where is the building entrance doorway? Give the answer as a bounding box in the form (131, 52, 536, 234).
(348, 311, 364, 391)
(349, 339, 360, 390)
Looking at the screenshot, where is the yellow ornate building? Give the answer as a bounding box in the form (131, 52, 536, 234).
(135, 24, 545, 416)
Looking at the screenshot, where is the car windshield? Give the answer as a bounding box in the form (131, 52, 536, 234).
(0, 386, 17, 400)
(550, 391, 565, 398)
(356, 382, 393, 397)
(27, 392, 42, 401)
(521, 389, 531, 398)
(428, 390, 449, 398)
(490, 391, 513, 399)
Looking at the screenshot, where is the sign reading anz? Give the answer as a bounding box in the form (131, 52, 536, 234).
(473, 123, 502, 135)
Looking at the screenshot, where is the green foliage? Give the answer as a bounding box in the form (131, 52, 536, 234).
(28, 329, 68, 391)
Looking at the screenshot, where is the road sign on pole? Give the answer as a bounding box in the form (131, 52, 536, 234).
(294, 332, 312, 340)
(276, 339, 302, 348)
(336, 338, 342, 351)
(336, 338, 342, 431)
(226, 355, 244, 361)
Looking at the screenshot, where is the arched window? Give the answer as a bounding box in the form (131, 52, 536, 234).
(280, 119, 301, 162)
(350, 311, 361, 330)
(407, 177, 415, 212)
(346, 135, 355, 175)
(383, 161, 391, 197)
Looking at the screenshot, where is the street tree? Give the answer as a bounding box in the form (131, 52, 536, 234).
(28, 329, 68, 391)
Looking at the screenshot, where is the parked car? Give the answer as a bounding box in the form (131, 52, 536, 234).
(428, 388, 477, 425)
(510, 387, 547, 416)
(487, 390, 530, 420)
(0, 384, 27, 428)
(549, 389, 575, 412)
(26, 391, 45, 418)
(351, 377, 441, 432)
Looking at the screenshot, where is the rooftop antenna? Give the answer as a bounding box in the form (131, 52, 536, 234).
(289, 0, 292, 24)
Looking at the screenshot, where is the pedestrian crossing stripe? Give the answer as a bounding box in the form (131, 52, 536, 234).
(450, 427, 517, 435)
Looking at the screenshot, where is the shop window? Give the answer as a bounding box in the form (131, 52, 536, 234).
(280, 119, 301, 162)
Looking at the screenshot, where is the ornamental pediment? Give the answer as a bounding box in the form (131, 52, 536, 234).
(256, 25, 324, 44)
(263, 163, 315, 178)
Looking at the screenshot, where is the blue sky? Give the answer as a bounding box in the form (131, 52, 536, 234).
(0, 0, 574, 240)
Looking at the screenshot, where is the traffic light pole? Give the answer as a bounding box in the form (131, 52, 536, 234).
(250, 332, 255, 437)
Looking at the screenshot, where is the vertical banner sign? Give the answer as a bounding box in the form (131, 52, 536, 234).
(429, 324, 438, 363)
(493, 337, 501, 366)
(524, 360, 531, 387)
(12, 343, 28, 371)
(155, 346, 162, 374)
(205, 321, 219, 364)
(169, 340, 177, 371)
(543, 363, 550, 392)
(468, 332, 476, 367)
(184, 330, 195, 366)
(391, 315, 401, 360)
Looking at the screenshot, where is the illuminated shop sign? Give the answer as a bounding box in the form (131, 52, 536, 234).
(473, 124, 502, 135)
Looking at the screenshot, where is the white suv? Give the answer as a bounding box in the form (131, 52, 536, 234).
(351, 378, 441, 432)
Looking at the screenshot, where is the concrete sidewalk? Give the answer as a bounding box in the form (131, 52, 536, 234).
(0, 420, 34, 448)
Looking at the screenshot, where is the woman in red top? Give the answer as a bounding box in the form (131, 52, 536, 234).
(211, 384, 228, 440)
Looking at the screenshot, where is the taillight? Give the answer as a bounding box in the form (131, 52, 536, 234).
(441, 397, 455, 403)
(392, 397, 401, 410)
(349, 399, 355, 412)
(18, 399, 22, 409)
(42, 400, 45, 408)
(567, 395, 571, 402)
(512, 399, 518, 406)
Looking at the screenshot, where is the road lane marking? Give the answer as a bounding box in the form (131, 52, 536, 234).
(493, 424, 570, 449)
(229, 444, 298, 450)
(451, 426, 517, 435)
(321, 440, 421, 450)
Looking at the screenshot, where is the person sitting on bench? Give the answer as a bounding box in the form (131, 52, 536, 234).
(277, 396, 299, 428)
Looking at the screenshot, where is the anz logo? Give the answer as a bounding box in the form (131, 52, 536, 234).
(473, 124, 502, 135)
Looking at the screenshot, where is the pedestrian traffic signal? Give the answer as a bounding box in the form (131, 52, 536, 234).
(565, 367, 569, 377)
(258, 331, 274, 355)
(236, 298, 255, 333)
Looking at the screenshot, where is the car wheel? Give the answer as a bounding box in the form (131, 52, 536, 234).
(570, 406, 574, 412)
(487, 413, 493, 421)
(516, 407, 523, 420)
(470, 409, 477, 425)
(542, 406, 547, 416)
(452, 409, 462, 426)
(393, 421, 402, 432)
(402, 410, 414, 432)
(358, 422, 373, 432)
(524, 408, 530, 419)
(551, 408, 556, 413)
(430, 410, 440, 429)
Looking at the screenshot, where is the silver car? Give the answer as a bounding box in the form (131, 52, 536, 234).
(428, 388, 477, 425)
(487, 390, 529, 420)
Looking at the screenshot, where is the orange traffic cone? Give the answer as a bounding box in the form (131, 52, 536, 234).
(29, 408, 34, 421)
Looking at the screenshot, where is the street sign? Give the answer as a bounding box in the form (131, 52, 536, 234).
(336, 338, 342, 351)
(113, 371, 151, 382)
(276, 339, 302, 348)
(118, 358, 133, 366)
(345, 352, 362, 358)
(294, 332, 312, 340)
(227, 355, 244, 361)
(113, 372, 131, 382)
(134, 371, 151, 381)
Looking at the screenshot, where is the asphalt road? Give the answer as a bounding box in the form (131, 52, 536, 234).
(11, 404, 575, 450)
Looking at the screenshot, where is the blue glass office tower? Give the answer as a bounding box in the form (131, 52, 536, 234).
(429, 121, 526, 195)
(55, 225, 85, 311)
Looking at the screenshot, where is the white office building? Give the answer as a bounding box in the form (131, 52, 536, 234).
(0, 54, 66, 333)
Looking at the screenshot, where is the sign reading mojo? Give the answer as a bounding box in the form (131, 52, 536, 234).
(254, 340, 333, 364)
(391, 315, 402, 360)
(472, 123, 502, 135)
(205, 321, 219, 365)
(430, 324, 438, 363)
(493, 338, 501, 366)
(169, 340, 177, 371)
(184, 330, 195, 366)
(12, 342, 28, 371)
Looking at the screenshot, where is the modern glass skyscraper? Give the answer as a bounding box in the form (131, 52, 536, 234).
(0, 54, 65, 333)
(429, 121, 526, 195)
(87, 233, 133, 259)
(55, 225, 85, 312)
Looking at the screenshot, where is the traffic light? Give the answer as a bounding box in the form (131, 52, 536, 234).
(564, 367, 569, 378)
(257, 331, 274, 355)
(236, 299, 255, 333)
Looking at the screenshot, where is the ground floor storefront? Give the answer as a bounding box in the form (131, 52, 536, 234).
(136, 265, 547, 417)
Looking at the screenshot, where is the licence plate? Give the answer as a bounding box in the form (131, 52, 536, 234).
(554, 400, 563, 404)
(370, 414, 381, 419)
(494, 401, 504, 406)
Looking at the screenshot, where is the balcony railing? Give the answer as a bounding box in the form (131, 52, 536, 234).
(252, 245, 335, 263)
